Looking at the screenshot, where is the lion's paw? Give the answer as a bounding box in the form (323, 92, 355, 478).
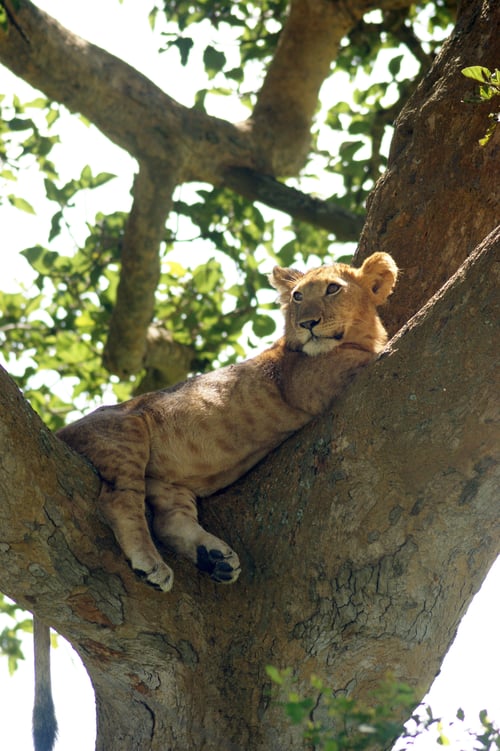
(196, 544, 241, 584)
(133, 560, 174, 592)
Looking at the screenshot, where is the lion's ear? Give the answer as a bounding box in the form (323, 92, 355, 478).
(358, 252, 398, 305)
(269, 266, 304, 300)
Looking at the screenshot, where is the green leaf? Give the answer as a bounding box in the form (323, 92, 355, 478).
(25, 97, 48, 109)
(92, 171, 116, 188)
(265, 665, 284, 685)
(7, 195, 35, 214)
(21, 245, 59, 273)
(339, 140, 364, 160)
(437, 733, 451, 745)
(478, 116, 498, 146)
(193, 88, 208, 110)
(203, 45, 226, 79)
(148, 7, 158, 30)
(79, 167, 116, 189)
(252, 314, 276, 338)
(44, 177, 63, 203)
(48, 209, 64, 242)
(165, 261, 188, 278)
(478, 83, 494, 100)
(462, 66, 491, 83)
(46, 107, 59, 127)
(80, 164, 93, 185)
(276, 240, 298, 267)
(480, 709, 489, 724)
(225, 67, 244, 84)
(7, 116, 34, 131)
(388, 54, 404, 78)
(192, 260, 222, 293)
(285, 698, 314, 725)
(172, 36, 194, 66)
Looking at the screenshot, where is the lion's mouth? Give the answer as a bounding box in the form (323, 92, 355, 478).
(310, 329, 344, 342)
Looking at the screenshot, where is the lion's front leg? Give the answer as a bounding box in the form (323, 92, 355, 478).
(146, 479, 241, 584)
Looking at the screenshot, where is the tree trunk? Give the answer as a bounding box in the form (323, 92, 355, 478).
(358, 0, 500, 334)
(1, 229, 498, 749)
(0, 1, 499, 749)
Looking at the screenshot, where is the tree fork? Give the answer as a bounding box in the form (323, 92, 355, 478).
(0, 228, 498, 750)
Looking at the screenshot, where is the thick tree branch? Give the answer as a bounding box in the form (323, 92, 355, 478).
(251, 0, 352, 174)
(224, 167, 365, 240)
(251, 0, 417, 173)
(102, 163, 178, 377)
(202, 228, 500, 745)
(0, 227, 498, 749)
(0, 0, 417, 185)
(0, 0, 376, 378)
(0, 0, 255, 178)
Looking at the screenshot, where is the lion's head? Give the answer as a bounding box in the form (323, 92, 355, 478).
(270, 252, 398, 356)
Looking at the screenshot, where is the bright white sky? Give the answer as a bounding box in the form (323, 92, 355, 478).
(0, 2, 498, 749)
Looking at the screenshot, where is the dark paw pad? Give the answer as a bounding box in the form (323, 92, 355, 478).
(196, 545, 241, 584)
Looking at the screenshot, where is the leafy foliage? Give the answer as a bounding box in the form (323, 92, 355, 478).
(0, 4, 455, 427)
(0, 93, 59, 191)
(462, 66, 500, 145)
(152, 0, 286, 66)
(266, 667, 500, 750)
(0, 594, 33, 674)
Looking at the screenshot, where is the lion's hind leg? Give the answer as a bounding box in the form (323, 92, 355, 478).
(91, 418, 174, 592)
(146, 479, 241, 584)
(60, 410, 174, 591)
(100, 479, 174, 592)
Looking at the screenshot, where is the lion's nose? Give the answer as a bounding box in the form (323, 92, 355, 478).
(300, 318, 320, 331)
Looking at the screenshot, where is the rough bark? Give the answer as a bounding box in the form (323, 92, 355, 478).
(0, 228, 498, 750)
(0, 1, 499, 749)
(357, 0, 500, 334)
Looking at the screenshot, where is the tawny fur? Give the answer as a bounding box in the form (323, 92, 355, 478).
(57, 252, 398, 591)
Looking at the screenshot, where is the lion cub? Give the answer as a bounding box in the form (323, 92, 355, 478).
(58, 252, 397, 591)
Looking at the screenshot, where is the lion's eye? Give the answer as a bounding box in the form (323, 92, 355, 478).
(326, 283, 341, 295)
(292, 290, 303, 302)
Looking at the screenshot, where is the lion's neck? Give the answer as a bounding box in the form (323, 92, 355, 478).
(335, 341, 375, 353)
(256, 337, 377, 417)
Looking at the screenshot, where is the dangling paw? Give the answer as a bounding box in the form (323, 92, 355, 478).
(131, 558, 174, 592)
(196, 544, 241, 584)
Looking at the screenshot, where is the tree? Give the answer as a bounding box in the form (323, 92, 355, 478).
(0, 1, 499, 749)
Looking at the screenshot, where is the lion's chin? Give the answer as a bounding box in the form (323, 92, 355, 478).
(302, 335, 343, 356)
